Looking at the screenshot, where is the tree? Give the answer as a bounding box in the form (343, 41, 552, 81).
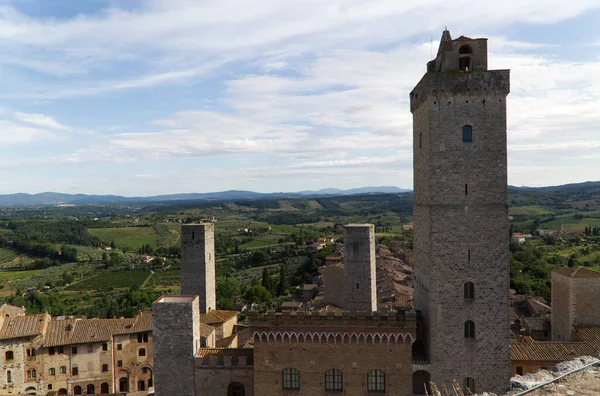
(277, 264, 287, 296)
(110, 240, 116, 250)
(261, 268, 273, 293)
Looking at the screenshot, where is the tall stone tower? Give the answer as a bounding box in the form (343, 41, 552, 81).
(152, 295, 201, 396)
(181, 223, 216, 314)
(411, 30, 510, 393)
(343, 224, 377, 312)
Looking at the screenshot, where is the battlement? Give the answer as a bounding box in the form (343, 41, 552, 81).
(410, 70, 510, 113)
(248, 309, 416, 328)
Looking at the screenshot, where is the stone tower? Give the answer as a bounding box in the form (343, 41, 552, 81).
(410, 30, 510, 393)
(152, 295, 201, 396)
(343, 224, 377, 312)
(181, 223, 216, 314)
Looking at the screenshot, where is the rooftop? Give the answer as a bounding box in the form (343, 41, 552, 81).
(155, 295, 198, 303)
(511, 336, 596, 362)
(554, 267, 600, 279)
(201, 310, 239, 325)
(196, 348, 254, 366)
(0, 313, 48, 340)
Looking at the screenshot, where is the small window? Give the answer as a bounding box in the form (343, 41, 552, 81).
(27, 369, 36, 379)
(138, 333, 149, 343)
(87, 384, 95, 394)
(419, 132, 422, 149)
(465, 321, 475, 339)
(72, 346, 78, 355)
(356, 283, 359, 290)
(282, 367, 300, 390)
(102, 364, 109, 372)
(58, 346, 64, 354)
(5, 351, 13, 361)
(48, 384, 53, 390)
(101, 383, 109, 394)
(72, 367, 79, 376)
(465, 184, 468, 195)
(102, 343, 108, 351)
(516, 366, 523, 376)
(117, 343, 123, 350)
(49, 368, 56, 376)
(143, 367, 149, 374)
(464, 377, 475, 394)
(74, 386, 82, 395)
(60, 366, 67, 374)
(118, 360, 123, 367)
(138, 380, 146, 391)
(464, 282, 475, 299)
(367, 370, 385, 391)
(468, 249, 471, 261)
(325, 368, 343, 391)
(139, 348, 146, 357)
(463, 125, 473, 142)
(49, 347, 55, 355)
(459, 45, 473, 71)
(6, 370, 11, 383)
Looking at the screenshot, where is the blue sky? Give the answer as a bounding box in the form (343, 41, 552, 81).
(1, 0, 600, 196)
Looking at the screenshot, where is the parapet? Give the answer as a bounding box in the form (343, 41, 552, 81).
(410, 70, 510, 113)
(247, 309, 416, 328)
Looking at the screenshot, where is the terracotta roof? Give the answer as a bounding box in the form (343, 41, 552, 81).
(44, 318, 78, 347)
(196, 348, 254, 366)
(69, 318, 133, 344)
(200, 323, 215, 338)
(129, 311, 152, 333)
(511, 337, 597, 361)
(215, 334, 237, 348)
(0, 314, 48, 340)
(554, 267, 600, 279)
(201, 310, 238, 325)
(522, 316, 550, 332)
(574, 327, 600, 350)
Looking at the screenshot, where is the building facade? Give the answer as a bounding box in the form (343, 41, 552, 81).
(411, 30, 511, 393)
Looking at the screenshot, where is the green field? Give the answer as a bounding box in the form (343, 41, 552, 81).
(509, 206, 555, 216)
(147, 270, 181, 287)
(0, 269, 43, 281)
(540, 217, 600, 230)
(65, 270, 151, 291)
(88, 227, 158, 249)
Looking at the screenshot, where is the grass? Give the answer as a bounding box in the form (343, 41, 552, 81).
(147, 269, 181, 287)
(65, 270, 151, 291)
(153, 223, 180, 247)
(541, 217, 600, 230)
(88, 227, 158, 250)
(509, 206, 555, 216)
(0, 269, 43, 281)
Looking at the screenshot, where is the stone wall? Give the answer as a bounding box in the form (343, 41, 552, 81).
(551, 273, 573, 341)
(195, 365, 253, 396)
(322, 264, 345, 308)
(411, 36, 511, 394)
(181, 224, 216, 314)
(152, 296, 200, 396)
(343, 224, 377, 312)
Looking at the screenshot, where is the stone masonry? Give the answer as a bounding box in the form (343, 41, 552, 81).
(152, 296, 200, 396)
(411, 30, 510, 394)
(181, 223, 216, 314)
(343, 224, 377, 312)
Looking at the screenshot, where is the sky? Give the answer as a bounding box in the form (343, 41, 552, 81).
(1, 0, 600, 196)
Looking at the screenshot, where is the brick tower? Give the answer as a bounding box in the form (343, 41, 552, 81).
(343, 224, 377, 312)
(180, 223, 216, 313)
(410, 31, 510, 393)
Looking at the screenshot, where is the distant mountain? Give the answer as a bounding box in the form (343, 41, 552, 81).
(509, 181, 600, 193)
(0, 186, 412, 207)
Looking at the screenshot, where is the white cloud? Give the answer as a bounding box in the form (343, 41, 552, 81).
(14, 112, 69, 130)
(0, 120, 54, 145)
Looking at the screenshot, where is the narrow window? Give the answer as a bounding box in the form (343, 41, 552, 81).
(325, 369, 343, 391)
(462, 125, 473, 142)
(72, 367, 79, 376)
(49, 368, 56, 376)
(86, 384, 95, 394)
(367, 370, 385, 391)
(143, 333, 149, 343)
(118, 360, 123, 367)
(516, 366, 524, 376)
(102, 342, 108, 351)
(465, 184, 468, 195)
(464, 321, 475, 339)
(60, 366, 66, 374)
(58, 346, 64, 354)
(5, 351, 13, 361)
(464, 282, 475, 299)
(282, 368, 300, 390)
(72, 346, 78, 355)
(464, 377, 475, 394)
(102, 364, 109, 372)
(356, 283, 359, 290)
(27, 348, 35, 357)
(6, 370, 11, 383)
(139, 348, 146, 357)
(48, 384, 53, 390)
(49, 347, 55, 355)
(419, 132, 422, 149)
(117, 344, 123, 350)
(138, 380, 146, 391)
(468, 249, 471, 261)
(192, 231, 195, 239)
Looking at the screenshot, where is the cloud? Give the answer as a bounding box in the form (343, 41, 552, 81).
(14, 112, 69, 130)
(0, 120, 54, 145)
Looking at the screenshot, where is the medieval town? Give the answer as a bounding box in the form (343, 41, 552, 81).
(0, 31, 599, 396)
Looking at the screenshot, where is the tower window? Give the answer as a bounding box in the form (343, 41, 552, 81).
(468, 249, 471, 261)
(463, 125, 473, 142)
(464, 282, 475, 299)
(419, 132, 422, 149)
(465, 184, 468, 195)
(464, 321, 475, 339)
(464, 377, 475, 394)
(356, 283, 359, 290)
(459, 45, 473, 71)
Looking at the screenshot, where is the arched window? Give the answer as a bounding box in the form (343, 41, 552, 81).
(148, 378, 153, 388)
(86, 384, 95, 394)
(27, 369, 36, 379)
(138, 348, 146, 357)
(325, 368, 343, 391)
(5, 351, 13, 361)
(459, 45, 473, 71)
(464, 282, 475, 299)
(413, 370, 431, 395)
(74, 386, 82, 395)
(465, 321, 475, 339)
(228, 382, 245, 396)
(6, 370, 12, 383)
(101, 383, 109, 394)
(282, 368, 300, 389)
(119, 377, 129, 392)
(462, 125, 473, 142)
(49, 367, 56, 376)
(138, 380, 146, 391)
(367, 370, 385, 391)
(464, 377, 475, 394)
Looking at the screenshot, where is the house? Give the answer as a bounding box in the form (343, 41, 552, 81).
(301, 284, 318, 302)
(511, 233, 526, 244)
(325, 255, 343, 266)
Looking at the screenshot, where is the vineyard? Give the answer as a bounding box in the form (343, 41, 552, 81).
(153, 224, 180, 247)
(65, 270, 151, 291)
